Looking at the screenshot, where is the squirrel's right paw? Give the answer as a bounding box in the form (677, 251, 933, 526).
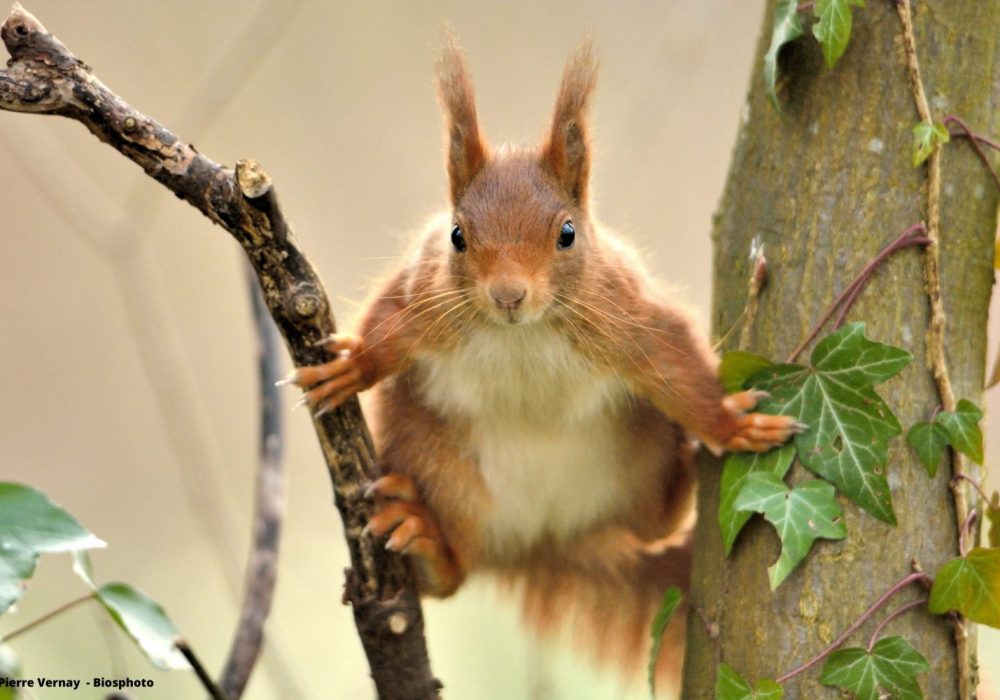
(712, 390, 805, 454)
(278, 333, 370, 417)
(364, 474, 463, 597)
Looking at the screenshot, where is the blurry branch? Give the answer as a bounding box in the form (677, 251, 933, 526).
(218, 271, 285, 699)
(0, 6, 439, 698)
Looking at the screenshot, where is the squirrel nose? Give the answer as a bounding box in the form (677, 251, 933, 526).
(489, 280, 527, 311)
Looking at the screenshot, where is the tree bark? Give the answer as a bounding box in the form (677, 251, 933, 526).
(0, 6, 439, 699)
(683, 1, 999, 698)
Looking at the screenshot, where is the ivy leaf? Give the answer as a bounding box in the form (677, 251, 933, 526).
(813, 0, 866, 69)
(905, 420, 950, 477)
(647, 586, 683, 697)
(928, 547, 1000, 629)
(0, 548, 38, 620)
(719, 445, 795, 555)
(73, 552, 189, 670)
(0, 645, 21, 700)
(96, 583, 189, 670)
(763, 0, 804, 109)
(0, 483, 106, 614)
(720, 351, 775, 394)
(716, 663, 785, 700)
(912, 121, 950, 167)
(819, 636, 929, 699)
(934, 399, 984, 464)
(987, 493, 1000, 549)
(733, 473, 847, 588)
(749, 323, 911, 524)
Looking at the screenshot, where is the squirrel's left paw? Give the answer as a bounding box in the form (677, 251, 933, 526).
(278, 333, 369, 417)
(714, 390, 804, 454)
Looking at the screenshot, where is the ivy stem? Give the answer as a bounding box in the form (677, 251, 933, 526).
(958, 510, 978, 557)
(787, 224, 928, 362)
(175, 637, 231, 700)
(895, 5, 970, 692)
(832, 236, 930, 329)
(0, 593, 94, 643)
(866, 598, 930, 653)
(951, 473, 992, 505)
(943, 115, 1000, 192)
(774, 571, 932, 684)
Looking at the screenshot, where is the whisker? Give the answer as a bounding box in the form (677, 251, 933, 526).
(571, 291, 679, 349)
(355, 289, 467, 357)
(401, 297, 477, 368)
(556, 293, 689, 410)
(555, 305, 635, 410)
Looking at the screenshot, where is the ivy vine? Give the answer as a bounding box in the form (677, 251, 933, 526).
(649, 1, 1000, 698)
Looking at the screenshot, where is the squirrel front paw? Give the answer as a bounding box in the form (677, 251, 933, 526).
(707, 389, 804, 454)
(364, 474, 463, 597)
(279, 333, 370, 417)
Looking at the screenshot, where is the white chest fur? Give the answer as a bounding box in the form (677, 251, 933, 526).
(416, 323, 633, 552)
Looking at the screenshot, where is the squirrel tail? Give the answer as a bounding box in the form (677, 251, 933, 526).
(503, 527, 692, 694)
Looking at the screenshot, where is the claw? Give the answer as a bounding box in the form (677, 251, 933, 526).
(361, 478, 462, 596)
(312, 332, 364, 354)
(275, 370, 299, 387)
(365, 474, 419, 501)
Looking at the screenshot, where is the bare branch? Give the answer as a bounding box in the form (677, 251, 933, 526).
(218, 271, 286, 699)
(0, 6, 440, 698)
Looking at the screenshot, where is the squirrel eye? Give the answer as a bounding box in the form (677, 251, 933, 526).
(451, 224, 467, 253)
(557, 220, 576, 250)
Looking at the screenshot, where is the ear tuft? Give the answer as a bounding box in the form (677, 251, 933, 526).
(542, 39, 598, 209)
(436, 32, 488, 205)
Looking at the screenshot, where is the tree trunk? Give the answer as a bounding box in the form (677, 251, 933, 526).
(683, 1, 999, 698)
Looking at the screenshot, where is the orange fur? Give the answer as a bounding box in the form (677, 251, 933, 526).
(294, 37, 799, 693)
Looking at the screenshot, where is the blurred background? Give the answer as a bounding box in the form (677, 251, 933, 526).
(0, 1, 995, 698)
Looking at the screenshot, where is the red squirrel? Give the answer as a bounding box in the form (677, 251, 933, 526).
(286, 38, 799, 689)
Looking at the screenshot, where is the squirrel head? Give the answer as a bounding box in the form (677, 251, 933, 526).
(436, 36, 599, 326)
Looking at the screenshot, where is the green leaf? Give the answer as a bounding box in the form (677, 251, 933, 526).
(928, 547, 1000, 629)
(0, 645, 21, 700)
(73, 554, 189, 671)
(733, 473, 847, 588)
(912, 121, 950, 167)
(905, 420, 949, 477)
(720, 351, 775, 393)
(819, 636, 929, 699)
(987, 493, 1000, 549)
(763, 0, 804, 109)
(719, 445, 795, 555)
(0, 548, 39, 620)
(934, 399, 984, 464)
(0, 483, 105, 614)
(749, 323, 911, 524)
(813, 0, 866, 69)
(716, 663, 785, 700)
(71, 550, 96, 590)
(95, 583, 188, 670)
(647, 586, 683, 697)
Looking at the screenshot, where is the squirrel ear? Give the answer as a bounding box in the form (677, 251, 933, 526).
(541, 40, 598, 209)
(437, 34, 488, 205)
